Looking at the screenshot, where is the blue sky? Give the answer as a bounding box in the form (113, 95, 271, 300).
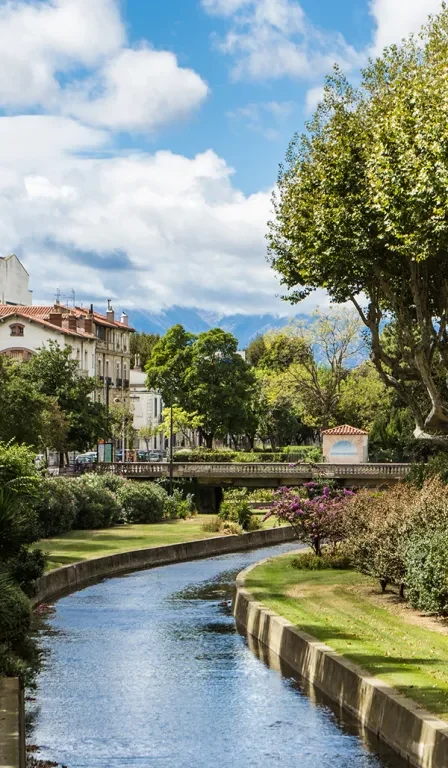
(0, 0, 443, 325)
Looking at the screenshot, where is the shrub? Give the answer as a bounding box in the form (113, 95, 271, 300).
(266, 484, 353, 555)
(281, 446, 323, 463)
(164, 489, 196, 520)
(97, 473, 126, 494)
(9, 547, 46, 595)
(201, 516, 222, 533)
(219, 488, 255, 531)
(404, 528, 448, 615)
(0, 441, 40, 488)
(249, 488, 275, 504)
(33, 476, 78, 537)
(73, 475, 122, 529)
(406, 452, 448, 488)
(0, 573, 30, 644)
(291, 550, 351, 571)
(118, 482, 167, 523)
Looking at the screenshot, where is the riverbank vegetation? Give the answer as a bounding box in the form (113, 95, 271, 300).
(246, 555, 448, 719)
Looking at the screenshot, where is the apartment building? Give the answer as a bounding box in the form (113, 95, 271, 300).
(0, 301, 133, 396)
(130, 364, 165, 452)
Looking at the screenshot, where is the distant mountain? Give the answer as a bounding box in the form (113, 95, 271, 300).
(128, 307, 310, 348)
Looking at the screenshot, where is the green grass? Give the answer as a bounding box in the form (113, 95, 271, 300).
(246, 554, 448, 720)
(36, 513, 276, 571)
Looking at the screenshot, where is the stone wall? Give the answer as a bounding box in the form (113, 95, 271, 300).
(233, 561, 448, 768)
(0, 678, 25, 768)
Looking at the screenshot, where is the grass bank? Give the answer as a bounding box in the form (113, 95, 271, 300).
(246, 554, 448, 720)
(37, 513, 275, 570)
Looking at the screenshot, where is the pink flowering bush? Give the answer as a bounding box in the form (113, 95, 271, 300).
(264, 481, 355, 556)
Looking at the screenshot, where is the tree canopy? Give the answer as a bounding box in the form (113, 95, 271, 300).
(268, 7, 448, 438)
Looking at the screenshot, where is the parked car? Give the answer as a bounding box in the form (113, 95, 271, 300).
(149, 451, 163, 462)
(75, 452, 97, 465)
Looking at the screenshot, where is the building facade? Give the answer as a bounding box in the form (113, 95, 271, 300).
(130, 366, 164, 452)
(0, 302, 133, 399)
(0, 254, 32, 305)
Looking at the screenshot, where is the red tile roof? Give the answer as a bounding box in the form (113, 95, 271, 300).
(74, 306, 134, 331)
(0, 307, 96, 338)
(0, 304, 134, 334)
(321, 425, 369, 436)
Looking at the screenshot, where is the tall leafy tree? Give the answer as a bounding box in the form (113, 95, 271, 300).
(23, 342, 107, 454)
(145, 324, 195, 406)
(130, 331, 160, 369)
(268, 8, 448, 439)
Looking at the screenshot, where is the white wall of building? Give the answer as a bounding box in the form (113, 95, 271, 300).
(0, 255, 32, 305)
(0, 316, 96, 374)
(130, 369, 164, 451)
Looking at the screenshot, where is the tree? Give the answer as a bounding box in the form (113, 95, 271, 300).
(145, 324, 195, 406)
(268, 8, 448, 439)
(262, 310, 364, 430)
(245, 334, 267, 367)
(0, 357, 53, 448)
(23, 342, 107, 456)
(337, 363, 391, 432)
(109, 400, 135, 444)
(130, 331, 160, 369)
(138, 425, 157, 453)
(157, 405, 203, 448)
(184, 328, 256, 447)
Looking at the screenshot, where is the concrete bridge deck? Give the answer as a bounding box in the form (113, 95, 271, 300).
(94, 461, 410, 487)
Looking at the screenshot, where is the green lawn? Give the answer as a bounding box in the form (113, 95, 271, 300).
(37, 513, 275, 571)
(246, 554, 448, 720)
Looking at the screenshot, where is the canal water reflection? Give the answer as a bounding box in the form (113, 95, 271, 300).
(29, 543, 406, 768)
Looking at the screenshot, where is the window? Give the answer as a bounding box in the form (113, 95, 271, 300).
(154, 398, 158, 418)
(9, 323, 24, 337)
(96, 326, 105, 341)
(106, 360, 109, 377)
(84, 350, 88, 369)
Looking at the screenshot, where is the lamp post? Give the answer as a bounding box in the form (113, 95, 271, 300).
(169, 400, 174, 496)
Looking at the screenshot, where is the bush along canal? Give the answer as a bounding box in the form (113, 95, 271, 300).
(28, 543, 407, 768)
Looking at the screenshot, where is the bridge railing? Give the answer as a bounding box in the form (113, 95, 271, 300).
(93, 462, 410, 479)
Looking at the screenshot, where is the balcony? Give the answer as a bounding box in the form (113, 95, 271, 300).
(116, 378, 123, 388)
(123, 378, 129, 388)
(98, 375, 104, 383)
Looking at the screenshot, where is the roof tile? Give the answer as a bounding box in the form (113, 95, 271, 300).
(321, 424, 369, 436)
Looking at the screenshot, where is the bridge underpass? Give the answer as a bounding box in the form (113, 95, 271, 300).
(93, 461, 410, 512)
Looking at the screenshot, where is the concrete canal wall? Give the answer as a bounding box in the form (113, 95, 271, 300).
(0, 678, 24, 768)
(234, 561, 448, 768)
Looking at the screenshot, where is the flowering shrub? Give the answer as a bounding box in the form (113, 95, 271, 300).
(264, 483, 354, 555)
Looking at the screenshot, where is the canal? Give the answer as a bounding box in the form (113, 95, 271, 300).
(29, 543, 406, 768)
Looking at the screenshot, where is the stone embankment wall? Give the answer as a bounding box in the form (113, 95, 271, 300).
(0, 678, 25, 768)
(233, 561, 448, 768)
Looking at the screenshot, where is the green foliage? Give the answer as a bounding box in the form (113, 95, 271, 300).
(0, 571, 35, 682)
(145, 324, 195, 406)
(219, 488, 255, 531)
(268, 11, 448, 436)
(0, 441, 40, 488)
(118, 482, 167, 524)
(157, 405, 203, 447)
(24, 342, 107, 451)
(130, 331, 160, 369)
(163, 489, 196, 520)
(34, 476, 78, 537)
(10, 547, 46, 596)
(200, 516, 222, 533)
(0, 357, 54, 448)
(404, 528, 448, 616)
(72, 475, 122, 529)
(406, 452, 448, 489)
(173, 447, 321, 463)
(245, 334, 267, 367)
(291, 551, 351, 571)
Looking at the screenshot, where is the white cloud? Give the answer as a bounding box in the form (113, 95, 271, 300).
(0, 0, 124, 107)
(228, 100, 295, 139)
(0, 115, 292, 315)
(0, 0, 208, 133)
(202, 0, 362, 81)
(64, 48, 209, 132)
(305, 85, 324, 115)
(370, 0, 444, 56)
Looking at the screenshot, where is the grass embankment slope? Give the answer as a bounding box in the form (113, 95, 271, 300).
(246, 554, 448, 720)
(38, 513, 276, 571)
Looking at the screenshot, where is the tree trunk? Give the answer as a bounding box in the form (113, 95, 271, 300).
(380, 578, 388, 594)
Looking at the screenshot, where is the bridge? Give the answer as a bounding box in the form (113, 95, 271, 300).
(94, 461, 410, 486)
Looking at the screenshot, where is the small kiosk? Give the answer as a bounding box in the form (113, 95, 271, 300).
(322, 425, 369, 464)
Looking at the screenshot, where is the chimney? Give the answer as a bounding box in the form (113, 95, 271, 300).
(68, 315, 77, 332)
(77, 315, 85, 332)
(106, 298, 114, 324)
(49, 312, 62, 327)
(120, 311, 128, 326)
(89, 303, 94, 316)
(84, 318, 93, 335)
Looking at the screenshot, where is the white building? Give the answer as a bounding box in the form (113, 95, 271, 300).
(130, 366, 164, 452)
(0, 254, 32, 305)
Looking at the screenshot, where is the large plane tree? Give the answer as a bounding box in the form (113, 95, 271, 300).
(268, 7, 448, 438)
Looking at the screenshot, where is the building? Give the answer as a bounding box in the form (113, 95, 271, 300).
(0, 301, 133, 398)
(130, 364, 164, 452)
(0, 254, 32, 305)
(321, 425, 369, 464)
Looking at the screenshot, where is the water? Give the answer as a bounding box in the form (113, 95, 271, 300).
(29, 544, 406, 768)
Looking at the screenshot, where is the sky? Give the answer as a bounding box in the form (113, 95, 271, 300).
(0, 0, 444, 322)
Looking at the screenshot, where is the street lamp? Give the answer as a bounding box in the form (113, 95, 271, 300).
(169, 400, 174, 496)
